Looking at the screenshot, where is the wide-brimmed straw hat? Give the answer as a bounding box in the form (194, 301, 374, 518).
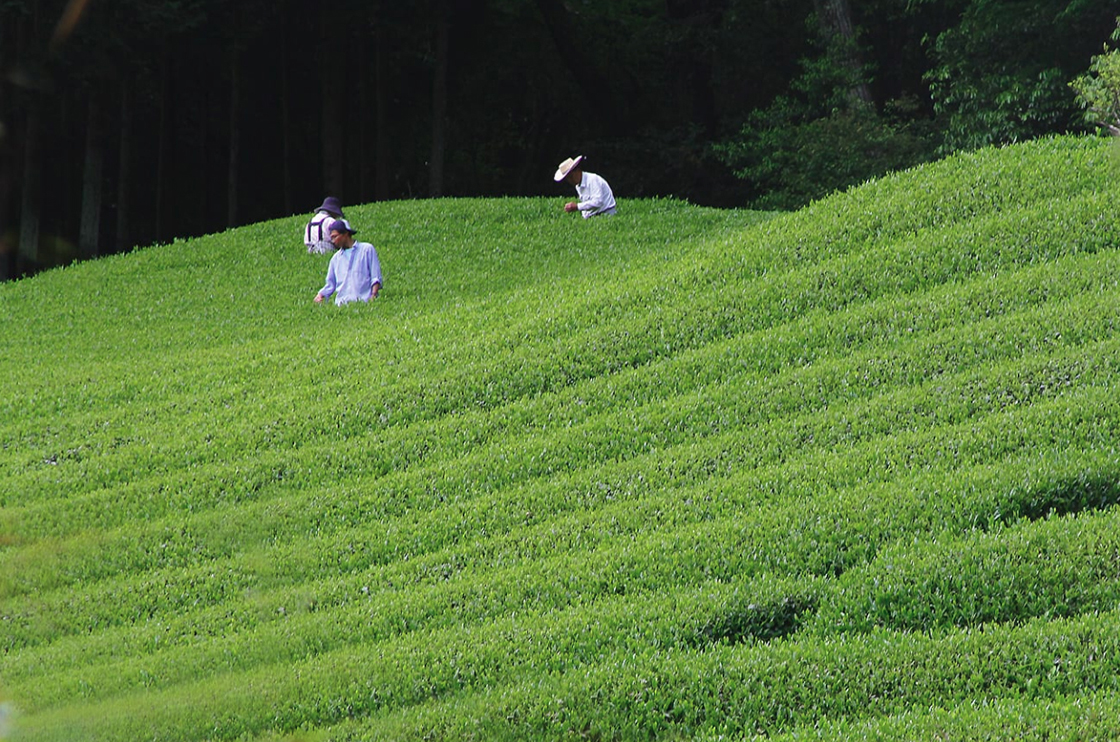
(553, 155, 585, 182)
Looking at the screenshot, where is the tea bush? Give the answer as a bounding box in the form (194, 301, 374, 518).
(2, 136, 1119, 741)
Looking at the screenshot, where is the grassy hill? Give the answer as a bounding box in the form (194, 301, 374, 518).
(1, 135, 1119, 741)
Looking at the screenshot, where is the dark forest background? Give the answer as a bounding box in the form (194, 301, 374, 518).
(1, 0, 1116, 280)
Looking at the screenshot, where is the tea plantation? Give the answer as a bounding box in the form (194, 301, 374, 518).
(2, 135, 1119, 741)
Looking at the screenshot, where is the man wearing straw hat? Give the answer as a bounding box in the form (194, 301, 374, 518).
(304, 196, 345, 254)
(554, 155, 617, 218)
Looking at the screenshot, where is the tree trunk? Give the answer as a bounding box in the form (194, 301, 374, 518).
(813, 0, 874, 108)
(18, 104, 43, 272)
(0, 136, 13, 279)
(0, 154, 11, 278)
(534, 0, 626, 136)
(357, 39, 371, 202)
(116, 83, 133, 252)
(79, 94, 103, 259)
(199, 79, 211, 234)
(374, 21, 390, 201)
(227, 45, 241, 228)
(14, 0, 46, 274)
(279, 0, 293, 216)
(0, 14, 14, 279)
(664, 0, 724, 136)
(155, 49, 172, 242)
(320, 14, 345, 201)
(429, 0, 449, 197)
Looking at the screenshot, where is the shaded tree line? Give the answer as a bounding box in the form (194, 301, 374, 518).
(1, 0, 1115, 280)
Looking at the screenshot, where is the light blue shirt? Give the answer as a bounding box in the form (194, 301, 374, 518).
(319, 242, 383, 305)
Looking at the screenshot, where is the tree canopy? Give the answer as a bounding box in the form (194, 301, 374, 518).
(1, 0, 1116, 279)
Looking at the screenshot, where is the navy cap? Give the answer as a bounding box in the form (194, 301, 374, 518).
(328, 218, 357, 235)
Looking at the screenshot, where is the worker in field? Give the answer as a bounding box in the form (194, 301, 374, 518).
(313, 219, 383, 305)
(304, 196, 345, 255)
(554, 155, 617, 218)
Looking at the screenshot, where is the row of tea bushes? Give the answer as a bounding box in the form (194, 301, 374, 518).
(4, 135, 1120, 741)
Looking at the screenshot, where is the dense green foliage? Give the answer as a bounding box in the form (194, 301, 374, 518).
(714, 94, 940, 211)
(922, 0, 1085, 152)
(6, 0, 1119, 281)
(1071, 17, 1120, 136)
(1, 135, 1119, 740)
(717, 0, 1118, 209)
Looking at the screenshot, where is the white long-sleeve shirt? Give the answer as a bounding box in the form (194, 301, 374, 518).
(575, 171, 617, 218)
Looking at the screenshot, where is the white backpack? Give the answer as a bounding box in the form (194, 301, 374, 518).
(304, 211, 335, 252)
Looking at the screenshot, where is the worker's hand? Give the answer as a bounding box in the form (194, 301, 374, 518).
(314, 293, 324, 304)
(564, 202, 578, 213)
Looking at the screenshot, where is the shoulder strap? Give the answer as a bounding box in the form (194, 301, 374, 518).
(306, 212, 331, 244)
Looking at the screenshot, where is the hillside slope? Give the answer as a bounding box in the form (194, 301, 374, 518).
(1, 136, 1119, 741)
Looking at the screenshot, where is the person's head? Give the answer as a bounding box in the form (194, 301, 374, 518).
(328, 218, 357, 249)
(317, 196, 344, 217)
(554, 155, 584, 186)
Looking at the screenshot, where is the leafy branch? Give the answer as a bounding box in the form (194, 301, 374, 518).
(1070, 17, 1120, 136)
